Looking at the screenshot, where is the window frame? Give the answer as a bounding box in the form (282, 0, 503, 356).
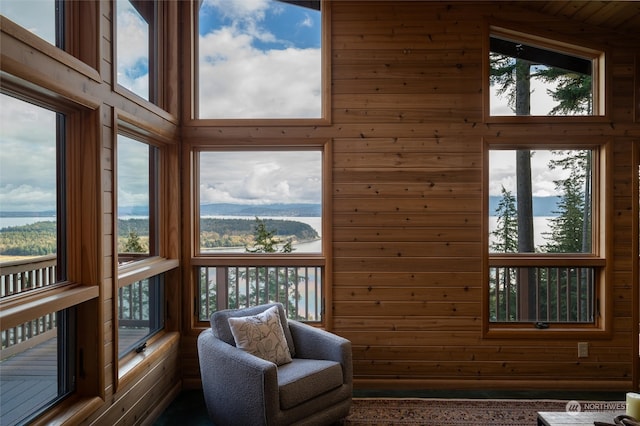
(113, 113, 178, 372)
(0, 91, 99, 425)
(188, 139, 332, 327)
(483, 137, 612, 338)
(483, 24, 609, 124)
(186, 0, 331, 126)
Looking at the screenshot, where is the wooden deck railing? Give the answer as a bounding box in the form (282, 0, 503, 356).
(1, 255, 59, 354)
(198, 265, 323, 322)
(0, 254, 57, 298)
(489, 266, 595, 323)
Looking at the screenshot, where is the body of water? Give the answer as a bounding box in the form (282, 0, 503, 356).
(3, 215, 556, 252)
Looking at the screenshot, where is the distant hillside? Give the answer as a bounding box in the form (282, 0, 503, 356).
(489, 196, 560, 216)
(199, 203, 321, 217)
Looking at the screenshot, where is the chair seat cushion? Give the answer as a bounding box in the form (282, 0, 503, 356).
(277, 358, 343, 410)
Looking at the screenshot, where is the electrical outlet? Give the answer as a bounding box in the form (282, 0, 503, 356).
(578, 342, 589, 358)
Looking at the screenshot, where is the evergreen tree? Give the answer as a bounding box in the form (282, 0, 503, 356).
(123, 230, 146, 253)
(490, 186, 519, 253)
(541, 150, 591, 253)
(490, 186, 519, 321)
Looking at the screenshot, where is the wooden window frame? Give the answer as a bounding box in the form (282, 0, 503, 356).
(482, 138, 612, 339)
(113, 113, 179, 383)
(483, 24, 609, 124)
(186, 139, 333, 328)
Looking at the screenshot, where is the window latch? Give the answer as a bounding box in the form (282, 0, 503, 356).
(135, 342, 147, 353)
(535, 322, 549, 329)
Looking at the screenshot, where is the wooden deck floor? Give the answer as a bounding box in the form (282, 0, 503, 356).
(0, 327, 149, 426)
(0, 337, 57, 426)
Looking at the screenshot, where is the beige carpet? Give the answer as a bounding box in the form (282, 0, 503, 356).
(342, 398, 573, 425)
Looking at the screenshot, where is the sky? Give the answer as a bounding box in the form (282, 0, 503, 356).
(199, 151, 321, 206)
(198, 0, 322, 118)
(0, 0, 580, 213)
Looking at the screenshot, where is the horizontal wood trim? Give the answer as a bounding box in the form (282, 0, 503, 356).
(191, 256, 326, 267)
(0, 16, 101, 83)
(353, 378, 630, 391)
(0, 284, 99, 330)
(118, 258, 179, 288)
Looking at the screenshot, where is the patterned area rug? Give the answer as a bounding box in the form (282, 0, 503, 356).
(342, 398, 570, 425)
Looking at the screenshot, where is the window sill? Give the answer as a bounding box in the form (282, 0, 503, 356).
(484, 325, 610, 340)
(31, 395, 104, 426)
(117, 331, 180, 390)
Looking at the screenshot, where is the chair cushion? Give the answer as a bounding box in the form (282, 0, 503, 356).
(210, 303, 296, 357)
(228, 305, 292, 365)
(277, 358, 343, 410)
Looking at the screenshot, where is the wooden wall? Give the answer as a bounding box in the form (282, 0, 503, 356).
(180, 1, 640, 393)
(328, 1, 639, 391)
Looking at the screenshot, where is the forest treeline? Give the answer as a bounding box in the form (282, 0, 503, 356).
(0, 217, 319, 256)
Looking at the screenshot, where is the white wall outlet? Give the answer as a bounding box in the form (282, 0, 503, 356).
(578, 342, 589, 358)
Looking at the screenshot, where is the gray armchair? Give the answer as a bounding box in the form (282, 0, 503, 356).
(197, 303, 353, 426)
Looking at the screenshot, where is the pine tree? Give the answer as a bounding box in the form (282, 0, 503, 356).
(123, 229, 146, 253)
(490, 186, 519, 321)
(490, 186, 518, 253)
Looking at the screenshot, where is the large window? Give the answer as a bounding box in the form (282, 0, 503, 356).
(0, 93, 75, 425)
(194, 148, 326, 322)
(487, 144, 606, 328)
(488, 27, 604, 118)
(196, 0, 323, 119)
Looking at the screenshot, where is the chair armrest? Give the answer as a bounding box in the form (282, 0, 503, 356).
(288, 320, 353, 384)
(197, 329, 279, 425)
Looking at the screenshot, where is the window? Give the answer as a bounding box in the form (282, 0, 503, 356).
(486, 143, 607, 328)
(116, 132, 165, 359)
(488, 27, 604, 118)
(0, 93, 75, 425)
(117, 134, 158, 264)
(0, 0, 64, 48)
(116, 0, 157, 102)
(196, 0, 323, 119)
(194, 147, 326, 322)
(117, 275, 164, 357)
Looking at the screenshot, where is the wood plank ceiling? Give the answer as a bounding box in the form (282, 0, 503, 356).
(513, 1, 640, 34)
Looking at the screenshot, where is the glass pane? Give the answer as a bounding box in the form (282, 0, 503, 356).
(198, 265, 322, 322)
(0, 0, 60, 47)
(116, 0, 150, 100)
(489, 149, 593, 254)
(117, 135, 156, 264)
(118, 276, 164, 357)
(490, 36, 594, 116)
(0, 311, 73, 425)
(0, 94, 62, 297)
(198, 0, 322, 118)
(489, 266, 595, 323)
(198, 151, 322, 254)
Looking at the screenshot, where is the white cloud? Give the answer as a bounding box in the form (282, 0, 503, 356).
(0, 94, 57, 212)
(116, 0, 150, 99)
(199, 152, 321, 205)
(198, 0, 322, 118)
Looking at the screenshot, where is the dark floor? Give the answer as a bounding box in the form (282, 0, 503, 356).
(153, 388, 627, 425)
